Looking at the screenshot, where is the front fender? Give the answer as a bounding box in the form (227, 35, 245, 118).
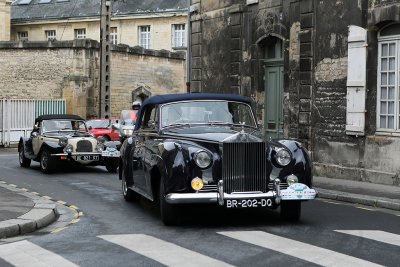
(270, 140, 313, 187)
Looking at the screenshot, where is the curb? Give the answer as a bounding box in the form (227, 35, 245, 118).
(316, 188, 400, 211)
(0, 184, 58, 239)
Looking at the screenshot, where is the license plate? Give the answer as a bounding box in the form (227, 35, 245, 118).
(74, 155, 99, 161)
(226, 198, 273, 208)
(102, 149, 120, 157)
(280, 183, 317, 200)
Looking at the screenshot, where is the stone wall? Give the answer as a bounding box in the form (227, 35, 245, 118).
(0, 39, 186, 119)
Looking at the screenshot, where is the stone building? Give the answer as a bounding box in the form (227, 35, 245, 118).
(9, 0, 189, 52)
(189, 0, 400, 186)
(0, 40, 186, 118)
(0, 0, 11, 41)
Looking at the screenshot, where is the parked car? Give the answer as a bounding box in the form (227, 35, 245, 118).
(86, 118, 120, 141)
(112, 110, 138, 142)
(18, 114, 120, 173)
(118, 93, 317, 225)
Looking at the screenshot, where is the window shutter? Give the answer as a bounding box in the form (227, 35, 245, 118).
(346, 25, 367, 136)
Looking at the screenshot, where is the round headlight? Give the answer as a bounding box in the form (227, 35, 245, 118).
(275, 148, 291, 166)
(95, 143, 104, 152)
(64, 144, 73, 154)
(194, 151, 212, 169)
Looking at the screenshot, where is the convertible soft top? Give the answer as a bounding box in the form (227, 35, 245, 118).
(35, 114, 84, 123)
(135, 93, 253, 130)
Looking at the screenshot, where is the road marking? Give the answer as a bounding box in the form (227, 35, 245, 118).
(69, 205, 79, 210)
(42, 196, 52, 200)
(322, 200, 342, 205)
(0, 240, 78, 267)
(335, 230, 400, 246)
(57, 200, 67, 205)
(70, 218, 80, 224)
(99, 234, 235, 267)
(51, 227, 67, 234)
(355, 206, 375, 211)
(218, 231, 383, 267)
(8, 184, 16, 187)
(31, 192, 39, 195)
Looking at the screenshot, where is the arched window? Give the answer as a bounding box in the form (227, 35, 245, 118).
(377, 23, 400, 131)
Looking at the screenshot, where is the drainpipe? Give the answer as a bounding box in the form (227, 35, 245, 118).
(186, 7, 192, 93)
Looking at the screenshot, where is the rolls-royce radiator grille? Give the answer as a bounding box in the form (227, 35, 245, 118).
(222, 142, 267, 194)
(76, 140, 93, 152)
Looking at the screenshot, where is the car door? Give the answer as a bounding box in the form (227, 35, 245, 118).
(132, 105, 159, 199)
(32, 121, 44, 156)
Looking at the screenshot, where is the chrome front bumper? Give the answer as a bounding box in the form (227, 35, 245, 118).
(165, 179, 317, 205)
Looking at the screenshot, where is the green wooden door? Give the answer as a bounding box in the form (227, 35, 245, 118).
(264, 64, 283, 140)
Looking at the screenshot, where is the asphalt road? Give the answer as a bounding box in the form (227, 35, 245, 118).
(0, 150, 399, 267)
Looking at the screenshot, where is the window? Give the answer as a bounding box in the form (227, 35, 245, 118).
(172, 24, 186, 48)
(377, 24, 400, 131)
(138, 26, 151, 49)
(110, 27, 118, 45)
(45, 30, 56, 41)
(74, 28, 86, 39)
(18, 31, 28, 41)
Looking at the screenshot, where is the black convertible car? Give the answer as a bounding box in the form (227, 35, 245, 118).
(119, 93, 317, 225)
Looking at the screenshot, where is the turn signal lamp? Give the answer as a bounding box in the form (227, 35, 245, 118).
(191, 177, 204, 191)
(287, 174, 298, 185)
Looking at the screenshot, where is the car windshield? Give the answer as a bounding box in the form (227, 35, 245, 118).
(86, 119, 110, 129)
(120, 110, 137, 126)
(42, 119, 87, 133)
(160, 100, 257, 128)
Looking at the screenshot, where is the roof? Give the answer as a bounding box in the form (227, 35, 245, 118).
(135, 93, 253, 130)
(11, 0, 189, 22)
(35, 114, 84, 123)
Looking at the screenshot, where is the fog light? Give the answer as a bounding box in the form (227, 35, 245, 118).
(287, 174, 298, 185)
(191, 177, 204, 191)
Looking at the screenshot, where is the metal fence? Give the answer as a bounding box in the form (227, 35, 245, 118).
(0, 99, 66, 147)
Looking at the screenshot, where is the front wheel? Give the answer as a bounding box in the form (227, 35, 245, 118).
(280, 201, 301, 222)
(159, 177, 179, 226)
(121, 167, 139, 202)
(18, 144, 31, 168)
(105, 158, 118, 173)
(40, 148, 56, 174)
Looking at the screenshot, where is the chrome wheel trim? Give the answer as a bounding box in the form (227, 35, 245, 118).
(19, 149, 24, 164)
(122, 178, 128, 196)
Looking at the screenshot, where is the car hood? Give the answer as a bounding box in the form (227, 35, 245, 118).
(161, 126, 263, 143)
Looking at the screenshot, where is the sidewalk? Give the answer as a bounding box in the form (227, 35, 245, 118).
(0, 183, 58, 239)
(0, 175, 399, 240)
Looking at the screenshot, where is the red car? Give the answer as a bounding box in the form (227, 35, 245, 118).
(86, 118, 120, 141)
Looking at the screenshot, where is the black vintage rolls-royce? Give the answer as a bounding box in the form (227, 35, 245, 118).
(119, 93, 317, 225)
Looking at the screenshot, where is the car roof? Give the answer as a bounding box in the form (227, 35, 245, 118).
(141, 93, 252, 106)
(35, 114, 84, 123)
(135, 93, 253, 130)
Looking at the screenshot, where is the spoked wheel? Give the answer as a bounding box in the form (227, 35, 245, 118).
(18, 144, 31, 168)
(280, 201, 301, 222)
(159, 177, 179, 226)
(121, 167, 139, 202)
(40, 148, 56, 174)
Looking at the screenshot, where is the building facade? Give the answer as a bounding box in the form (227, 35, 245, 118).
(189, 0, 400, 186)
(0, 0, 11, 41)
(0, 40, 186, 118)
(10, 0, 189, 52)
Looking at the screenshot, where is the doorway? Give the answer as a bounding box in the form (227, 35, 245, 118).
(263, 38, 284, 140)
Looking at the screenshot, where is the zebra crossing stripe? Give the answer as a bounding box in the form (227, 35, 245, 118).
(335, 230, 400, 246)
(99, 234, 235, 267)
(0, 240, 78, 267)
(218, 231, 383, 267)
